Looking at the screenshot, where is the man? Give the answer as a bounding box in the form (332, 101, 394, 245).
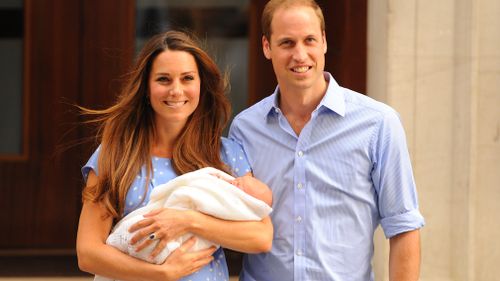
(229, 0, 425, 280)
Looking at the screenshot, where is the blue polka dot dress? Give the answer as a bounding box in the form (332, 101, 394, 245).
(82, 138, 252, 281)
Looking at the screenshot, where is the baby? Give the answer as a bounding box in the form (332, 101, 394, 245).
(95, 167, 272, 281)
(216, 171, 272, 206)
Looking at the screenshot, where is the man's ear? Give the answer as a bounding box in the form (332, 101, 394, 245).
(322, 31, 327, 54)
(262, 35, 272, 60)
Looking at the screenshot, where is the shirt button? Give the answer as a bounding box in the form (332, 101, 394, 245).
(297, 249, 303, 256)
(297, 183, 303, 189)
(296, 216, 302, 222)
(297, 151, 304, 157)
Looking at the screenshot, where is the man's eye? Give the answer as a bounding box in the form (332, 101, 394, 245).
(305, 37, 318, 44)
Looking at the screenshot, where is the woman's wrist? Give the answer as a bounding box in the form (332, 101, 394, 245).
(151, 263, 174, 281)
(184, 209, 202, 234)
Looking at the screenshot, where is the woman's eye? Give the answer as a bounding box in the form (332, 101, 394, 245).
(184, 75, 195, 81)
(157, 77, 169, 82)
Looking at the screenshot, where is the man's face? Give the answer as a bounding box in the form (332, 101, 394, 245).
(263, 5, 327, 92)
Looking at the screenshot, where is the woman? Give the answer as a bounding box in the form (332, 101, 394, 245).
(77, 30, 272, 281)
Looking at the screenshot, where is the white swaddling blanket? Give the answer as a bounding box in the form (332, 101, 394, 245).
(94, 167, 272, 281)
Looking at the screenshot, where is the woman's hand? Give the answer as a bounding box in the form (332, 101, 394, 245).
(159, 236, 216, 280)
(128, 208, 193, 258)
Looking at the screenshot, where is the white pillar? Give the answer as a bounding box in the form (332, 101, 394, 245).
(367, 0, 500, 280)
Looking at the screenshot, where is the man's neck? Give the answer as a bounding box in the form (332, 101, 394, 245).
(278, 78, 328, 135)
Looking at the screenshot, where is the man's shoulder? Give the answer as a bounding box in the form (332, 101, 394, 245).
(233, 95, 274, 122)
(343, 87, 398, 118)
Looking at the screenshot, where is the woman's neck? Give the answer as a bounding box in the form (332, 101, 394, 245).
(151, 119, 185, 158)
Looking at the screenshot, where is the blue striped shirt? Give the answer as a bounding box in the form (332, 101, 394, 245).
(229, 72, 424, 281)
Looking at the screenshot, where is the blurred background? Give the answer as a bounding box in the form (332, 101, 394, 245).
(0, 0, 498, 280)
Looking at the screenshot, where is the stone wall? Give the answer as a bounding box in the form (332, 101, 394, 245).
(367, 0, 500, 280)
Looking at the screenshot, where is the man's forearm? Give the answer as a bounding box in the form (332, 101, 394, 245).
(389, 229, 421, 281)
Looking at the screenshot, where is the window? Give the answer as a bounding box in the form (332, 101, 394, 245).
(0, 0, 23, 155)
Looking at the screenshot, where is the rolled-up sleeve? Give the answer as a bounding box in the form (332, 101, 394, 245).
(370, 110, 425, 238)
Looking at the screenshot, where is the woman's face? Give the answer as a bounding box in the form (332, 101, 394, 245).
(148, 50, 201, 128)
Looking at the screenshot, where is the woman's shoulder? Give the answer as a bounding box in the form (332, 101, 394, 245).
(82, 145, 101, 181)
(220, 137, 251, 176)
(220, 137, 244, 156)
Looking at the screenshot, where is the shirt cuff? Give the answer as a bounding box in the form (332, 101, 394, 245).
(380, 209, 425, 238)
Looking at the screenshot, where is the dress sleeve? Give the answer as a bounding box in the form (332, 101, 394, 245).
(82, 145, 101, 183)
(220, 138, 252, 177)
(370, 110, 425, 238)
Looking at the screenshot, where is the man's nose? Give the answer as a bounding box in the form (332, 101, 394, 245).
(292, 44, 307, 62)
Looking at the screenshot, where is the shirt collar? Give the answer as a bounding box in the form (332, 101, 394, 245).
(264, 72, 346, 119)
(262, 87, 281, 119)
(318, 72, 346, 117)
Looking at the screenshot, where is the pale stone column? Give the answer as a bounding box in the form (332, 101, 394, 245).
(468, 1, 500, 280)
(367, 0, 500, 280)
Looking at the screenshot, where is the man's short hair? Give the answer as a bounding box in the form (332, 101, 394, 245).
(261, 0, 325, 41)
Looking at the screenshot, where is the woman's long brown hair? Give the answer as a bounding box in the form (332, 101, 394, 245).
(81, 31, 231, 219)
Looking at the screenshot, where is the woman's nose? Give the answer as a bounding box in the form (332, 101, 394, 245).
(169, 81, 182, 95)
